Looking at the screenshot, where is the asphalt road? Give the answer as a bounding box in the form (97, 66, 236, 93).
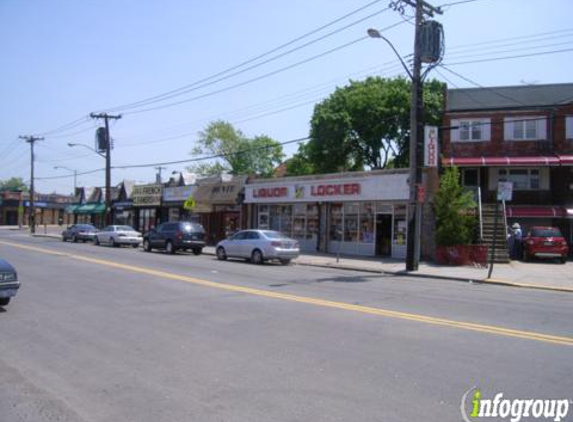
(1, 231, 572, 422)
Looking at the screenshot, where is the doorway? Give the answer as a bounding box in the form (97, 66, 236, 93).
(376, 214, 392, 256)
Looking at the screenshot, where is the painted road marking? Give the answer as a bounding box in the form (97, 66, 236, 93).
(2, 240, 572, 346)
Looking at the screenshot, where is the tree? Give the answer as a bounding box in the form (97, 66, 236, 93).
(434, 167, 477, 246)
(0, 177, 28, 192)
(287, 76, 444, 175)
(188, 120, 284, 177)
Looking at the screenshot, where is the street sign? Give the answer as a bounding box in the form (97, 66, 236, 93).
(424, 126, 438, 167)
(183, 196, 196, 211)
(497, 181, 513, 201)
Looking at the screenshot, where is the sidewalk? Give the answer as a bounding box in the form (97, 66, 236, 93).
(3, 225, 571, 293)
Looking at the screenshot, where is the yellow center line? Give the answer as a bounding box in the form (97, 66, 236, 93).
(3, 240, 572, 346)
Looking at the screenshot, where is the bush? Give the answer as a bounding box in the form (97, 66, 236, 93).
(434, 167, 477, 246)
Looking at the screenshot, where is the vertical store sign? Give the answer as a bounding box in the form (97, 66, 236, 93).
(424, 126, 438, 167)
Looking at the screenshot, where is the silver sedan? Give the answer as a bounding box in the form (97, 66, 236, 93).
(216, 230, 300, 265)
(94, 225, 142, 248)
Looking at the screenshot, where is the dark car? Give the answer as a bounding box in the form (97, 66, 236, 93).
(0, 258, 19, 307)
(142, 222, 206, 255)
(523, 226, 569, 263)
(62, 224, 98, 242)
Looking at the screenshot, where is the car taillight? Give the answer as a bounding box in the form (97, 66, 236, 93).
(271, 241, 282, 247)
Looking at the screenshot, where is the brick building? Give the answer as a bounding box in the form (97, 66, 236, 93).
(442, 83, 573, 250)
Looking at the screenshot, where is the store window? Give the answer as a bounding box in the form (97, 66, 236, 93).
(307, 204, 319, 239)
(498, 169, 540, 190)
(258, 205, 269, 229)
(393, 205, 407, 246)
(330, 204, 343, 241)
(343, 203, 359, 242)
(293, 203, 306, 240)
(360, 202, 375, 243)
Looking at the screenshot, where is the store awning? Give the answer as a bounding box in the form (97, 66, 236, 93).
(506, 206, 566, 218)
(192, 180, 245, 212)
(64, 204, 79, 213)
(557, 155, 573, 165)
(75, 203, 106, 214)
(442, 156, 560, 167)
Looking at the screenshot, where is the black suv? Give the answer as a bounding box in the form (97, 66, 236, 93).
(142, 222, 206, 255)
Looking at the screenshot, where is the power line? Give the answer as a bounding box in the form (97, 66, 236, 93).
(125, 20, 409, 116)
(443, 47, 573, 66)
(102, 1, 387, 113)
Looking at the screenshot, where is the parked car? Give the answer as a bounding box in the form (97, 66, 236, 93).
(216, 229, 300, 265)
(0, 258, 19, 307)
(142, 222, 206, 254)
(62, 224, 98, 242)
(523, 226, 569, 263)
(94, 225, 142, 248)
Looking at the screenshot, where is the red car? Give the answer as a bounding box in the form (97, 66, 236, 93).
(523, 226, 569, 264)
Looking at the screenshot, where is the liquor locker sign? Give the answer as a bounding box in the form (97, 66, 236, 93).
(245, 173, 409, 204)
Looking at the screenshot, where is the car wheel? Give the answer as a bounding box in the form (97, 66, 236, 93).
(280, 259, 291, 265)
(0, 297, 10, 307)
(216, 247, 227, 260)
(251, 249, 263, 265)
(94, 236, 100, 246)
(192, 248, 202, 256)
(561, 256, 567, 264)
(111, 238, 118, 247)
(62, 235, 66, 242)
(143, 239, 151, 252)
(166, 240, 175, 254)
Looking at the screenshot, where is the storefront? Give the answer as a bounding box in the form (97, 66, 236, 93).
(132, 184, 163, 233)
(162, 185, 200, 223)
(245, 170, 409, 259)
(193, 176, 247, 244)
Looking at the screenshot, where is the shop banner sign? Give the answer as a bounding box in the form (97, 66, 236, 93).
(424, 126, 438, 167)
(132, 184, 162, 207)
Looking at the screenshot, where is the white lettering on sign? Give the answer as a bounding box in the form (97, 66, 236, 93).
(424, 126, 438, 167)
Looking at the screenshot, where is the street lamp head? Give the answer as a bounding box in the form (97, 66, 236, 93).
(367, 28, 382, 38)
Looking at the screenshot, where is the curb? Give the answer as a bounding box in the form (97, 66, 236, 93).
(29, 234, 573, 294)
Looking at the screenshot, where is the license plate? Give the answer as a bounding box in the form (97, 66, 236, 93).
(544, 241, 553, 246)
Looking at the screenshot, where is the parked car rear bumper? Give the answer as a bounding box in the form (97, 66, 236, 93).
(117, 237, 142, 245)
(264, 248, 300, 260)
(178, 240, 206, 249)
(0, 282, 20, 298)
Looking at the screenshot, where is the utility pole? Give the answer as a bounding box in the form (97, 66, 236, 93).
(19, 135, 44, 234)
(390, 0, 442, 272)
(155, 166, 167, 184)
(90, 113, 121, 226)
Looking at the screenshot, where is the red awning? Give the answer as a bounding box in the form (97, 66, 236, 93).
(506, 206, 566, 218)
(442, 156, 560, 167)
(557, 155, 573, 165)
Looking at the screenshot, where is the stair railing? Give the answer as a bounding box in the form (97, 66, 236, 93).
(477, 186, 483, 243)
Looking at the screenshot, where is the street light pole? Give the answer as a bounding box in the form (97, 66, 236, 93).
(19, 135, 44, 234)
(54, 166, 77, 192)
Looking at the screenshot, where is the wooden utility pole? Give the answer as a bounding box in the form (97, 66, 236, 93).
(19, 135, 44, 234)
(390, 0, 442, 271)
(90, 113, 121, 226)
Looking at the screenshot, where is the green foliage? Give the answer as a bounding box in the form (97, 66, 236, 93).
(434, 167, 477, 246)
(0, 177, 28, 192)
(288, 76, 444, 175)
(188, 120, 284, 177)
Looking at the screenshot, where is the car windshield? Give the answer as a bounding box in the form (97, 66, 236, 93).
(531, 228, 562, 237)
(261, 231, 288, 239)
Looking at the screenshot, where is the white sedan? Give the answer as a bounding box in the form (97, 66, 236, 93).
(94, 225, 142, 248)
(216, 229, 300, 265)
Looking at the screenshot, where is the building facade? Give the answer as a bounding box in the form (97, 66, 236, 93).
(442, 83, 573, 248)
(245, 170, 410, 259)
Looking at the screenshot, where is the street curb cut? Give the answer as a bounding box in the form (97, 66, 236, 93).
(30, 234, 573, 293)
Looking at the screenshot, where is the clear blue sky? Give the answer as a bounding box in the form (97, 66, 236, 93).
(1, 0, 572, 194)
